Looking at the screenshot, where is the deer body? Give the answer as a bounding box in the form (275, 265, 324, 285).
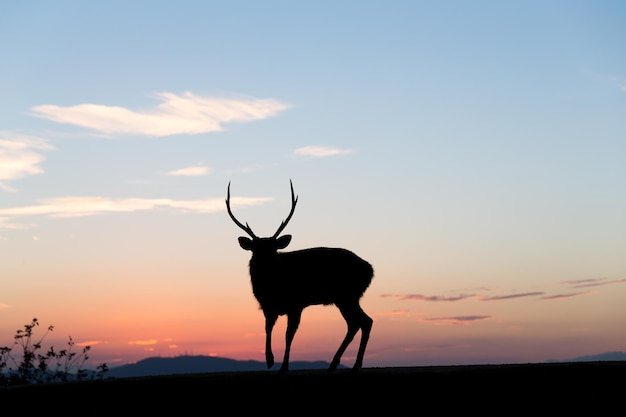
(248, 246, 373, 313)
(227, 182, 374, 373)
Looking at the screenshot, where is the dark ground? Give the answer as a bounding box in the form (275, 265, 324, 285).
(2, 361, 623, 412)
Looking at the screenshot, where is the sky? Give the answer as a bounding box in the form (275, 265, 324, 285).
(1, 1, 625, 370)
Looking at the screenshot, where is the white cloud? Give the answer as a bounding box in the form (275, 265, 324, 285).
(0, 217, 35, 230)
(0, 133, 54, 192)
(166, 165, 211, 177)
(30, 92, 289, 137)
(293, 146, 353, 158)
(0, 196, 273, 219)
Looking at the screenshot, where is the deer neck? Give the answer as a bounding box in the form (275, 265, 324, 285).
(249, 252, 283, 276)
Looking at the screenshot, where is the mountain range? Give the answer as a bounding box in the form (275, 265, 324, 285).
(105, 351, 625, 378)
(546, 351, 626, 363)
(105, 355, 343, 378)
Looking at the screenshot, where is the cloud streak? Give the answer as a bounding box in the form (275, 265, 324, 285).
(0, 133, 53, 192)
(166, 165, 211, 177)
(561, 278, 626, 288)
(479, 292, 544, 301)
(30, 92, 289, 137)
(0, 217, 35, 230)
(76, 340, 105, 347)
(293, 146, 353, 158)
(0, 195, 272, 222)
(422, 315, 491, 325)
(541, 291, 592, 300)
(382, 289, 589, 303)
(128, 339, 158, 346)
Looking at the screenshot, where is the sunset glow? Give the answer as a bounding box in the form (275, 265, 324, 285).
(1, 1, 625, 371)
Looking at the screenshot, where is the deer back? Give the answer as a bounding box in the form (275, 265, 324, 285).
(249, 247, 374, 314)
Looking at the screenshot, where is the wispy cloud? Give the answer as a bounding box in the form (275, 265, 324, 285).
(76, 340, 105, 347)
(422, 315, 491, 325)
(0, 133, 54, 192)
(0, 217, 35, 230)
(0, 303, 9, 309)
(293, 146, 353, 158)
(541, 291, 592, 300)
(30, 92, 289, 137)
(561, 278, 626, 288)
(479, 292, 544, 301)
(382, 291, 552, 303)
(382, 279, 619, 308)
(166, 165, 212, 177)
(0, 195, 272, 221)
(128, 339, 158, 346)
(381, 293, 475, 302)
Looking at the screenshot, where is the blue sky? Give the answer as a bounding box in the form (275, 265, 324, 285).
(1, 1, 625, 368)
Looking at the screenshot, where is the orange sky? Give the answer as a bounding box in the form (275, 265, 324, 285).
(2, 1, 625, 371)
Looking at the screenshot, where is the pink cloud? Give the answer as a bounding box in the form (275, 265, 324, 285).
(479, 292, 544, 301)
(422, 315, 491, 325)
(563, 278, 626, 288)
(541, 291, 592, 300)
(381, 293, 475, 302)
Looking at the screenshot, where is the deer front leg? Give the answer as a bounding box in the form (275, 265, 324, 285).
(264, 312, 278, 369)
(279, 310, 302, 374)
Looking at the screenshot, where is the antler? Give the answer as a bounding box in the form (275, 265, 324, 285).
(272, 179, 299, 238)
(226, 182, 258, 239)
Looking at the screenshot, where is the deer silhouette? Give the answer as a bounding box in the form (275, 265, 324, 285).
(226, 180, 374, 373)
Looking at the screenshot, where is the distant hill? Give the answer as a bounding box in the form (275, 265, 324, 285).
(107, 351, 626, 378)
(547, 351, 626, 363)
(106, 355, 342, 378)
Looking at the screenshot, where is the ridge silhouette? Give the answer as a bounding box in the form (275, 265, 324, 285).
(106, 355, 344, 378)
(226, 180, 374, 374)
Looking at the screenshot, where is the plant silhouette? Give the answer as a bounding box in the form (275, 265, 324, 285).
(226, 180, 374, 374)
(0, 318, 108, 386)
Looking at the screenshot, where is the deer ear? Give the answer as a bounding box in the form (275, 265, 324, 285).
(276, 234, 292, 249)
(238, 236, 254, 250)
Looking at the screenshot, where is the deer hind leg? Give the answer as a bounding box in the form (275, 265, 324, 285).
(352, 306, 373, 371)
(264, 312, 278, 369)
(279, 310, 302, 374)
(329, 301, 373, 372)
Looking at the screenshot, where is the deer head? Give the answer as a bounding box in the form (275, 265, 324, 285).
(226, 179, 298, 255)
